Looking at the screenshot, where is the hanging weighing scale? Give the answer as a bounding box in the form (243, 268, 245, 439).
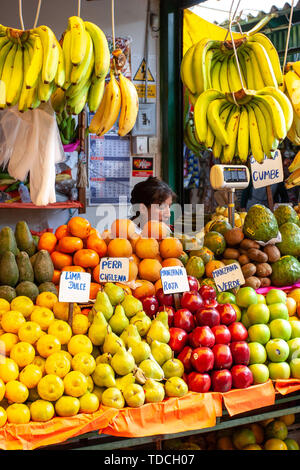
(210, 164, 250, 227)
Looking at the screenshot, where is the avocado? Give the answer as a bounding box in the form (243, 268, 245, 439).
(271, 255, 300, 287)
(0, 227, 19, 256)
(276, 222, 300, 257)
(0, 251, 19, 287)
(243, 204, 279, 242)
(0, 286, 16, 302)
(274, 204, 299, 227)
(38, 282, 58, 295)
(33, 250, 54, 285)
(15, 221, 36, 257)
(15, 281, 39, 302)
(16, 251, 35, 283)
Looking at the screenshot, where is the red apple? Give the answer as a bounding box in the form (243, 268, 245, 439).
(168, 327, 188, 354)
(231, 365, 254, 389)
(142, 296, 159, 318)
(199, 285, 217, 302)
(187, 275, 200, 292)
(203, 299, 218, 308)
(188, 326, 215, 349)
(173, 308, 195, 333)
(180, 290, 203, 313)
(195, 307, 220, 328)
(156, 288, 174, 307)
(211, 324, 231, 345)
(212, 344, 232, 369)
(211, 369, 232, 392)
(228, 322, 248, 342)
(190, 347, 214, 373)
(158, 305, 175, 327)
(187, 371, 211, 393)
(182, 372, 189, 384)
(178, 346, 193, 373)
(216, 303, 237, 325)
(230, 341, 250, 365)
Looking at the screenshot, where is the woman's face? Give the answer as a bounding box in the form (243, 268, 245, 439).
(147, 195, 173, 223)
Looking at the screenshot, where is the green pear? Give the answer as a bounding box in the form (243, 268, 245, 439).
(110, 347, 136, 376)
(143, 378, 165, 403)
(139, 359, 164, 381)
(129, 311, 152, 336)
(115, 373, 135, 392)
(92, 363, 116, 388)
(102, 332, 125, 355)
(150, 340, 172, 366)
(121, 295, 143, 318)
(88, 312, 111, 346)
(146, 317, 170, 344)
(94, 290, 114, 321)
(162, 358, 184, 379)
(155, 310, 170, 328)
(104, 282, 125, 305)
(127, 337, 151, 364)
(95, 352, 112, 365)
(93, 386, 106, 403)
(123, 383, 145, 407)
(120, 324, 141, 347)
(109, 304, 129, 335)
(164, 377, 188, 397)
(101, 387, 125, 409)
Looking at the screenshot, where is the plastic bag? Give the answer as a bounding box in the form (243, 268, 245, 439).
(0, 103, 65, 205)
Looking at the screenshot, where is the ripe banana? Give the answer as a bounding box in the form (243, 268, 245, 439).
(227, 53, 244, 93)
(0, 40, 14, 78)
(204, 48, 216, 90)
(84, 21, 110, 80)
(25, 33, 43, 89)
(210, 57, 222, 91)
(62, 30, 72, 90)
(87, 73, 105, 113)
(70, 30, 93, 85)
(207, 98, 230, 146)
(180, 43, 197, 95)
(284, 70, 300, 118)
(6, 44, 23, 106)
(51, 87, 66, 114)
(38, 74, 55, 103)
(237, 105, 249, 162)
(68, 16, 87, 66)
(292, 61, 300, 78)
(250, 101, 270, 157)
(246, 42, 277, 88)
(253, 94, 286, 140)
(285, 168, 300, 188)
(257, 86, 293, 132)
(246, 103, 264, 163)
(24, 41, 40, 109)
(256, 99, 278, 153)
(34, 25, 59, 84)
(249, 33, 283, 88)
(222, 106, 240, 163)
(205, 123, 215, 149)
(246, 46, 265, 90)
(192, 38, 220, 95)
(0, 43, 17, 108)
(219, 54, 230, 93)
(54, 39, 65, 88)
(289, 150, 300, 173)
(194, 89, 225, 143)
(18, 45, 31, 112)
(118, 72, 139, 137)
(66, 47, 94, 100)
(67, 78, 91, 115)
(239, 48, 255, 90)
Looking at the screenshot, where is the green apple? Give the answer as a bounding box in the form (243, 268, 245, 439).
(266, 289, 287, 305)
(101, 387, 125, 409)
(247, 303, 270, 325)
(290, 358, 300, 379)
(257, 294, 266, 304)
(268, 303, 289, 321)
(266, 339, 289, 362)
(290, 321, 300, 339)
(268, 362, 290, 380)
(269, 319, 292, 341)
(123, 383, 145, 407)
(241, 311, 251, 329)
(217, 292, 236, 304)
(236, 287, 258, 308)
(284, 438, 299, 450)
(249, 364, 269, 384)
(287, 338, 300, 361)
(164, 377, 188, 397)
(248, 324, 270, 345)
(231, 304, 241, 322)
(248, 342, 267, 364)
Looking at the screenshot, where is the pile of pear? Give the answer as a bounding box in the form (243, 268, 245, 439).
(88, 283, 188, 409)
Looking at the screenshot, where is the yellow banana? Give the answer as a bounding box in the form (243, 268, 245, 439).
(194, 89, 225, 143)
(192, 38, 220, 95)
(23, 41, 38, 109)
(289, 150, 300, 172)
(66, 48, 94, 100)
(6, 43, 23, 106)
(38, 75, 55, 102)
(204, 48, 216, 90)
(284, 70, 300, 118)
(0, 36, 9, 49)
(256, 99, 278, 153)
(257, 86, 293, 132)
(89, 72, 121, 136)
(253, 94, 286, 140)
(250, 33, 283, 88)
(84, 21, 110, 80)
(54, 39, 65, 88)
(25, 33, 43, 89)
(67, 78, 91, 114)
(292, 61, 300, 78)
(0, 43, 17, 108)
(18, 44, 31, 112)
(70, 30, 93, 85)
(219, 54, 230, 93)
(34, 25, 59, 84)
(245, 42, 277, 88)
(211, 57, 222, 91)
(68, 16, 87, 66)
(237, 105, 249, 162)
(206, 98, 230, 146)
(227, 53, 244, 93)
(87, 73, 105, 112)
(222, 106, 240, 163)
(245, 46, 265, 90)
(205, 123, 215, 149)
(51, 86, 66, 113)
(0, 40, 14, 79)
(250, 101, 270, 157)
(239, 48, 255, 90)
(118, 72, 139, 137)
(212, 103, 232, 160)
(247, 104, 264, 163)
(180, 43, 197, 95)
(285, 168, 300, 188)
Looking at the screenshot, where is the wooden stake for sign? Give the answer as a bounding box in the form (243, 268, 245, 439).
(266, 186, 274, 212)
(68, 302, 74, 327)
(174, 293, 181, 311)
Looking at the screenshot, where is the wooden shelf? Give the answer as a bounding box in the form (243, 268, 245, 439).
(0, 201, 84, 210)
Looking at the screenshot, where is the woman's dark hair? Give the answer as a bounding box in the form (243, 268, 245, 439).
(130, 177, 176, 207)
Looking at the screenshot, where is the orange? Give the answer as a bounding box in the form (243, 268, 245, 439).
(30, 400, 55, 422)
(92, 264, 100, 283)
(5, 380, 29, 403)
(110, 219, 136, 239)
(72, 313, 89, 335)
(55, 224, 71, 240)
(18, 321, 42, 344)
(55, 395, 80, 417)
(286, 297, 297, 316)
(38, 232, 57, 253)
(86, 233, 108, 258)
(63, 370, 88, 397)
(159, 237, 183, 259)
(264, 438, 288, 450)
(53, 302, 81, 321)
(130, 233, 141, 251)
(101, 229, 112, 244)
(141, 220, 170, 240)
(37, 374, 64, 401)
(36, 292, 58, 310)
(132, 280, 155, 299)
(10, 342, 35, 367)
(19, 364, 43, 388)
(232, 428, 256, 449)
(68, 334, 93, 356)
(89, 282, 101, 300)
(1, 310, 26, 334)
(0, 357, 19, 382)
(0, 333, 18, 355)
(6, 403, 30, 424)
(57, 236, 84, 253)
(135, 238, 159, 259)
(10, 296, 34, 318)
(67, 216, 91, 239)
(205, 260, 225, 278)
(128, 260, 138, 282)
(217, 436, 234, 450)
(48, 319, 72, 345)
(0, 378, 5, 401)
(79, 392, 99, 413)
(73, 249, 100, 268)
(288, 288, 300, 303)
(52, 269, 61, 284)
(138, 258, 162, 282)
(31, 306, 55, 330)
(51, 251, 73, 270)
(62, 265, 86, 273)
(161, 258, 184, 267)
(131, 254, 140, 266)
(0, 407, 7, 427)
(265, 420, 288, 440)
(36, 334, 61, 358)
(250, 423, 264, 444)
(279, 413, 295, 426)
(107, 238, 133, 258)
(44, 352, 71, 378)
(243, 444, 262, 450)
(71, 352, 96, 376)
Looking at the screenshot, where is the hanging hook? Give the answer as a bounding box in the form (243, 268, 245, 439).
(33, 0, 42, 28)
(282, 0, 295, 74)
(19, 0, 25, 30)
(77, 0, 81, 18)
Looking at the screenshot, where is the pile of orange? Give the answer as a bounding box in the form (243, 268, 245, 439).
(40, 217, 184, 301)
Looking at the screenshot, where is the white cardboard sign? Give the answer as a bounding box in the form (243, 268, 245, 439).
(212, 263, 245, 292)
(98, 257, 129, 283)
(160, 266, 190, 294)
(59, 271, 91, 303)
(250, 150, 283, 189)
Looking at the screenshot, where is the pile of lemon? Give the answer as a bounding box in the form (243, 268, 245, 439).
(0, 294, 102, 426)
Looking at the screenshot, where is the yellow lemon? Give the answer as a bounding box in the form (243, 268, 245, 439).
(18, 321, 42, 344)
(265, 420, 288, 440)
(30, 399, 55, 422)
(286, 297, 297, 316)
(6, 403, 30, 424)
(19, 364, 43, 389)
(55, 395, 80, 417)
(243, 444, 262, 450)
(59, 349, 73, 362)
(48, 319, 72, 344)
(0, 378, 5, 401)
(5, 380, 29, 403)
(37, 374, 64, 401)
(36, 334, 61, 358)
(10, 341, 35, 367)
(67, 334, 93, 356)
(0, 357, 19, 383)
(264, 438, 288, 450)
(45, 352, 71, 378)
(32, 356, 46, 375)
(10, 296, 34, 318)
(53, 302, 81, 321)
(250, 423, 264, 444)
(63, 370, 88, 397)
(288, 288, 300, 303)
(35, 292, 58, 310)
(79, 392, 99, 413)
(279, 413, 295, 426)
(31, 306, 55, 330)
(72, 314, 89, 335)
(0, 299, 10, 312)
(0, 333, 18, 356)
(71, 352, 96, 376)
(86, 375, 94, 392)
(1, 310, 26, 334)
(0, 406, 7, 427)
